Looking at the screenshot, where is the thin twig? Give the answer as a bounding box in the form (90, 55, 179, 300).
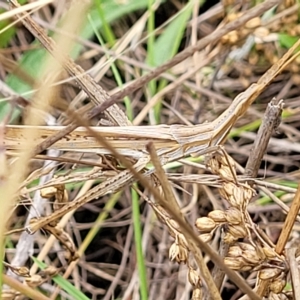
(287, 247, 300, 300)
(245, 99, 284, 179)
(275, 183, 300, 254)
(209, 232, 229, 293)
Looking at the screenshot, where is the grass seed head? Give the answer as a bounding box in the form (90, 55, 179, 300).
(242, 250, 263, 266)
(40, 266, 60, 277)
(198, 233, 213, 243)
(208, 210, 227, 223)
(13, 266, 30, 277)
(219, 167, 236, 182)
(25, 274, 45, 288)
(259, 268, 282, 280)
(245, 17, 261, 29)
(40, 186, 57, 198)
(195, 217, 216, 232)
(223, 232, 238, 244)
(227, 224, 247, 239)
(188, 267, 202, 288)
(238, 242, 256, 252)
(177, 233, 189, 249)
(225, 207, 243, 225)
(169, 242, 188, 264)
(269, 273, 286, 294)
(191, 287, 202, 300)
(220, 182, 244, 207)
(262, 247, 277, 259)
(1, 290, 18, 300)
(167, 218, 181, 232)
(224, 256, 252, 271)
(242, 184, 254, 204)
(227, 245, 243, 257)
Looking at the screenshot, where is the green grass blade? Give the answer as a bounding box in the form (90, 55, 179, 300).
(146, 0, 157, 114)
(94, 0, 116, 46)
(145, 1, 196, 122)
(79, 192, 121, 253)
(131, 185, 148, 300)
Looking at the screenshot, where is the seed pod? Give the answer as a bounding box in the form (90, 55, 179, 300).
(40, 186, 57, 198)
(263, 247, 277, 259)
(242, 249, 261, 265)
(227, 224, 247, 239)
(239, 243, 265, 264)
(212, 151, 235, 168)
(224, 256, 251, 271)
(208, 210, 227, 223)
(206, 156, 219, 174)
(219, 167, 235, 182)
(177, 233, 189, 250)
(195, 217, 216, 232)
(227, 245, 243, 258)
(169, 242, 179, 262)
(259, 268, 281, 280)
(228, 195, 243, 208)
(224, 256, 243, 270)
(199, 232, 213, 243)
(255, 244, 267, 261)
(14, 266, 30, 277)
(221, 30, 239, 44)
(223, 232, 237, 244)
(192, 287, 202, 300)
(222, 182, 241, 206)
(177, 245, 188, 264)
(42, 266, 60, 277)
(239, 265, 254, 272)
(188, 267, 202, 288)
(25, 274, 44, 288)
(222, 182, 235, 195)
(242, 184, 253, 203)
(270, 273, 286, 294)
(169, 242, 188, 264)
(218, 186, 228, 200)
(167, 219, 181, 232)
(225, 207, 243, 225)
(238, 242, 256, 252)
(2, 290, 17, 300)
(231, 186, 245, 208)
(245, 17, 261, 29)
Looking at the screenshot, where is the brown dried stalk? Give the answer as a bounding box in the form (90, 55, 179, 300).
(245, 99, 284, 179)
(2, 273, 51, 300)
(39, 184, 79, 262)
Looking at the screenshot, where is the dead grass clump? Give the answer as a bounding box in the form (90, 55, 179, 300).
(1, 0, 300, 299)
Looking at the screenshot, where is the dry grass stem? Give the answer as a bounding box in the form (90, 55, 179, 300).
(3, 0, 300, 299)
